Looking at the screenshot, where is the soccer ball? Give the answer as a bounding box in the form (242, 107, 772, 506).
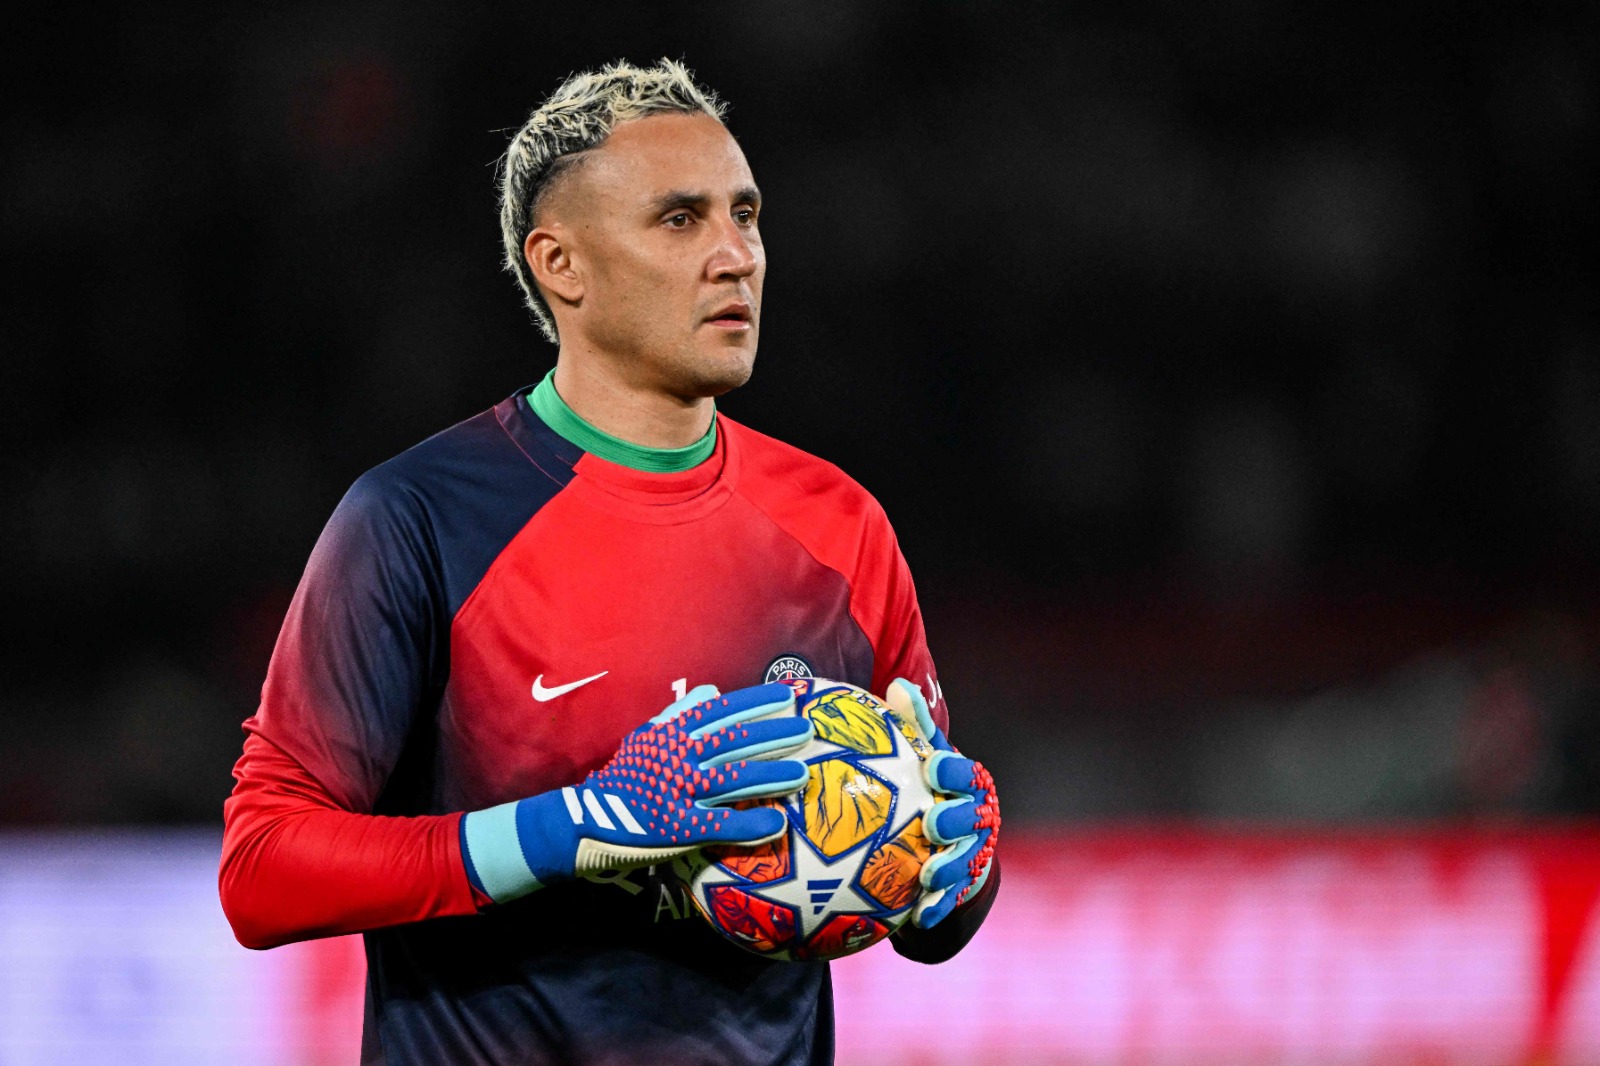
(687, 677, 940, 961)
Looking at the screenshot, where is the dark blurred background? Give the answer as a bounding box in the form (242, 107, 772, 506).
(3, 2, 1596, 830)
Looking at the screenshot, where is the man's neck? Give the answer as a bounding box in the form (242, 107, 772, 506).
(529, 370, 715, 473)
(551, 357, 714, 450)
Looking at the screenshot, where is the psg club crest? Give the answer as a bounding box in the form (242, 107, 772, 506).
(763, 654, 813, 684)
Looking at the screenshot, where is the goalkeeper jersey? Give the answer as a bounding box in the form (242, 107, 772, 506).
(220, 385, 948, 1065)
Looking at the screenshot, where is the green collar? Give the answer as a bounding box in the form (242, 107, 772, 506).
(528, 369, 717, 473)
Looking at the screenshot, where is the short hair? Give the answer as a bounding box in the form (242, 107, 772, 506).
(498, 58, 728, 344)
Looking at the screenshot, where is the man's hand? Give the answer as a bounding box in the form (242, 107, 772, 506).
(885, 677, 1000, 930)
(461, 682, 813, 904)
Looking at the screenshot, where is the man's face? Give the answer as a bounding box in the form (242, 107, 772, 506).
(538, 112, 765, 399)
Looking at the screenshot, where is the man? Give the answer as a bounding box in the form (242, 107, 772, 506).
(220, 59, 1000, 1065)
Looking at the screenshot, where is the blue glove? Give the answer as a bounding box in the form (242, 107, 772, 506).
(461, 682, 813, 904)
(884, 677, 1001, 929)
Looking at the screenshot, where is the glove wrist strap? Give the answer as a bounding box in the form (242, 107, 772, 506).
(462, 794, 575, 904)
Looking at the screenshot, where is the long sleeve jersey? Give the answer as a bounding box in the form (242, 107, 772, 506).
(220, 387, 962, 1064)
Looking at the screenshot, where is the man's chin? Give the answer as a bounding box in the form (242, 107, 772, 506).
(678, 345, 756, 398)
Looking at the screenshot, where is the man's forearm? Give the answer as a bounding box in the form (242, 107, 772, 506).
(219, 731, 481, 949)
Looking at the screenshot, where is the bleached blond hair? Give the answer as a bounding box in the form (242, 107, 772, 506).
(498, 58, 728, 343)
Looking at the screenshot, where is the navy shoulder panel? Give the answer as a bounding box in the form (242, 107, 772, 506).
(355, 390, 578, 620)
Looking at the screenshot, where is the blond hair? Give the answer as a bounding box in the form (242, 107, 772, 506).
(498, 58, 727, 343)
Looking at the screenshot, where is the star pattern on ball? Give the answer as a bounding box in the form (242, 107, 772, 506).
(688, 681, 951, 960)
(848, 720, 937, 818)
(751, 828, 883, 939)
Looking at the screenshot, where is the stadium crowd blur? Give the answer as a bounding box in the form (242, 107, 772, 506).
(3, 3, 1595, 829)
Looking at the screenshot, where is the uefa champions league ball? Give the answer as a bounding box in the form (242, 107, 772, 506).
(687, 677, 941, 961)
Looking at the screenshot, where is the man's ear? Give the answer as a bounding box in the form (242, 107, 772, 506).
(525, 226, 583, 306)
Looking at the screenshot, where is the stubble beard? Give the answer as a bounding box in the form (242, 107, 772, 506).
(665, 330, 758, 399)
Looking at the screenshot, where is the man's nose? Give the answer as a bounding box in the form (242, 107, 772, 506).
(707, 217, 760, 280)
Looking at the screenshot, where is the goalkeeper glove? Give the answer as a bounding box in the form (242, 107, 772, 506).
(461, 682, 813, 904)
(885, 677, 1000, 929)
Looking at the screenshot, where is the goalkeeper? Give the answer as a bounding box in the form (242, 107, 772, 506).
(220, 58, 1000, 1065)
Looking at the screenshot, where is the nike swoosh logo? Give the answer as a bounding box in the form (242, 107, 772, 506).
(531, 671, 609, 702)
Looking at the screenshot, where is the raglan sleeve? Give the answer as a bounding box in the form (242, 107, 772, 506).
(856, 502, 948, 736)
(219, 471, 482, 950)
(856, 501, 1002, 964)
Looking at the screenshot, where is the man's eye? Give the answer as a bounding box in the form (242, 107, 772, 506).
(665, 213, 691, 228)
(735, 208, 758, 225)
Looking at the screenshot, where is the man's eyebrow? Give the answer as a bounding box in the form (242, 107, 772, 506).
(648, 190, 707, 215)
(647, 186, 763, 214)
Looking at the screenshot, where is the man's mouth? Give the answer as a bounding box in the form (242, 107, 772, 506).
(706, 302, 753, 329)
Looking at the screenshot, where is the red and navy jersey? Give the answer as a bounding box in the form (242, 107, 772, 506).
(220, 389, 947, 1065)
